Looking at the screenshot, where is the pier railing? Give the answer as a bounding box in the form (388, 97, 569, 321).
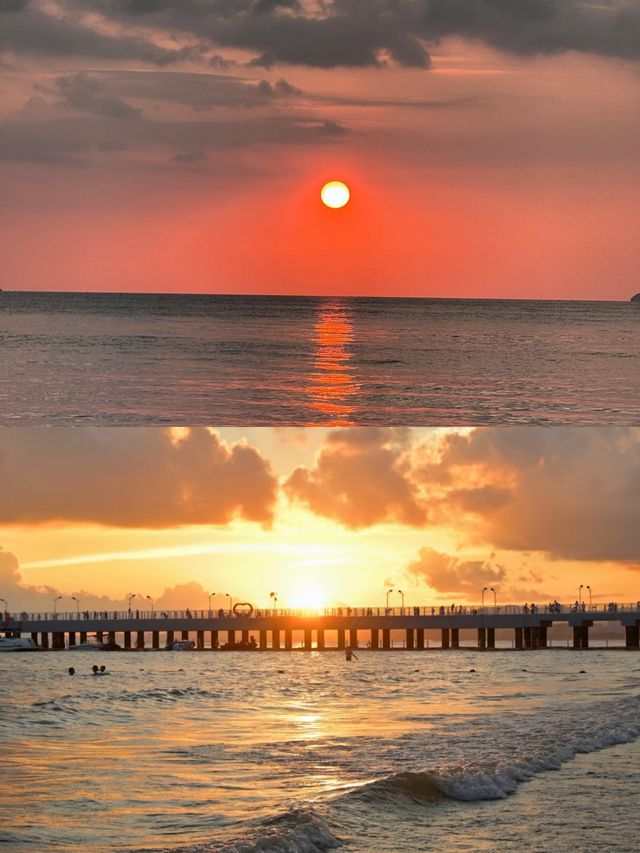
(5, 602, 640, 622)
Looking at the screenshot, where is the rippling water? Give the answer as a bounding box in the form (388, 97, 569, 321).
(2, 651, 640, 852)
(1, 293, 639, 425)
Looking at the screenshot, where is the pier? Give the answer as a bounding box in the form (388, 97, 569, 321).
(3, 602, 640, 650)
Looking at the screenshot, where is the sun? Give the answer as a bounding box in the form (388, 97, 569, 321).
(289, 581, 328, 611)
(320, 180, 350, 209)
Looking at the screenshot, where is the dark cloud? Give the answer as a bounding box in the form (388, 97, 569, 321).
(285, 428, 426, 529)
(37, 0, 640, 71)
(0, 428, 278, 527)
(55, 73, 141, 119)
(0, 2, 202, 64)
(172, 149, 206, 162)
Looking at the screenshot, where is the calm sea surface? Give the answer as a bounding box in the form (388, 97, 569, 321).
(1, 293, 638, 425)
(2, 650, 640, 852)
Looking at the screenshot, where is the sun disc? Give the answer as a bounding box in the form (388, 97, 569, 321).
(321, 180, 350, 209)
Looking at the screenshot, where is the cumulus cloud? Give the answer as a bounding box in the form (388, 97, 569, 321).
(0, 428, 278, 528)
(285, 427, 426, 528)
(406, 546, 506, 594)
(427, 427, 640, 563)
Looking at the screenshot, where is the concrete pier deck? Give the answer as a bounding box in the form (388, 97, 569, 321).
(3, 602, 640, 650)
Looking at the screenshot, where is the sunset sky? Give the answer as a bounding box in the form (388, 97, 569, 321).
(1, 426, 639, 613)
(1, 1, 639, 298)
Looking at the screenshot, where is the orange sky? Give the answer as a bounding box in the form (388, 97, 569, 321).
(1, 427, 639, 612)
(1, 4, 639, 298)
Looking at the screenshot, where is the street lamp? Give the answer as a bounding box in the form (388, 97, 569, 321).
(225, 593, 233, 613)
(386, 588, 394, 608)
(146, 594, 154, 614)
(53, 595, 62, 616)
(489, 587, 497, 607)
(208, 591, 216, 612)
(0, 597, 7, 614)
(481, 586, 488, 607)
(586, 585, 592, 607)
(127, 593, 136, 613)
(269, 591, 278, 611)
(398, 589, 405, 610)
(71, 596, 80, 616)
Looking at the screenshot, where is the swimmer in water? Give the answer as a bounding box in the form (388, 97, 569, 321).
(68, 667, 75, 676)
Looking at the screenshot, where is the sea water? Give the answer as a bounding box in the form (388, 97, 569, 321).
(1, 293, 639, 425)
(2, 650, 640, 852)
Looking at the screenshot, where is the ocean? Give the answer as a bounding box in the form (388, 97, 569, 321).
(1, 292, 639, 426)
(2, 650, 640, 852)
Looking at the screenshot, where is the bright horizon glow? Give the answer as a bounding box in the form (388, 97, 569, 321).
(320, 181, 350, 209)
(288, 581, 328, 611)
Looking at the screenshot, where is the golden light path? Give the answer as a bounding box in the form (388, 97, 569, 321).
(320, 180, 350, 209)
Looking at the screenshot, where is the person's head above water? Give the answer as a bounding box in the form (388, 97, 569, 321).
(100, 665, 106, 672)
(68, 667, 75, 676)
(92, 664, 98, 673)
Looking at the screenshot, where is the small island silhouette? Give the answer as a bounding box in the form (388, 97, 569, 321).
(632, 293, 640, 302)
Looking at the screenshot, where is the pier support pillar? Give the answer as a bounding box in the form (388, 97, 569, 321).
(451, 628, 459, 648)
(96, 631, 103, 643)
(123, 631, 131, 649)
(31, 632, 38, 645)
(68, 632, 76, 647)
(317, 629, 325, 651)
(523, 627, 533, 649)
(382, 628, 391, 650)
(285, 629, 293, 650)
(573, 625, 589, 649)
(137, 630, 145, 649)
(487, 628, 495, 649)
(337, 628, 346, 650)
(108, 631, 116, 645)
(40, 632, 49, 649)
(152, 631, 160, 649)
(210, 630, 218, 650)
(416, 628, 425, 649)
(304, 628, 313, 650)
(241, 630, 249, 644)
(182, 630, 190, 642)
(272, 629, 280, 650)
(538, 626, 548, 648)
(515, 627, 523, 649)
(260, 630, 268, 650)
(227, 630, 236, 646)
(166, 630, 174, 645)
(80, 632, 87, 644)
(196, 630, 204, 650)
(405, 629, 414, 650)
(370, 628, 379, 650)
(477, 628, 486, 650)
(349, 628, 358, 650)
(53, 632, 65, 650)
(441, 628, 450, 649)
(625, 625, 640, 649)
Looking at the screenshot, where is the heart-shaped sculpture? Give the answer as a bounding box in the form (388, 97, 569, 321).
(232, 602, 254, 616)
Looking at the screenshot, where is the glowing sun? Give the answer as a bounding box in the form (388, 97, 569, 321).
(321, 180, 350, 209)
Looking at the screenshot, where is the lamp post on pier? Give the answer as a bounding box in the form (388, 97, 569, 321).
(481, 586, 488, 608)
(208, 592, 216, 613)
(386, 588, 394, 609)
(146, 594, 154, 615)
(398, 589, 405, 611)
(53, 595, 62, 617)
(71, 596, 80, 616)
(489, 587, 497, 608)
(127, 593, 136, 614)
(0, 597, 7, 616)
(226, 593, 233, 613)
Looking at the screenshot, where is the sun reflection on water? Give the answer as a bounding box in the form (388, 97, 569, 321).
(306, 300, 358, 425)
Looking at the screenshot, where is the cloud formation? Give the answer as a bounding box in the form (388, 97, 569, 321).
(285, 428, 426, 528)
(406, 546, 506, 594)
(10, 0, 638, 71)
(0, 428, 278, 528)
